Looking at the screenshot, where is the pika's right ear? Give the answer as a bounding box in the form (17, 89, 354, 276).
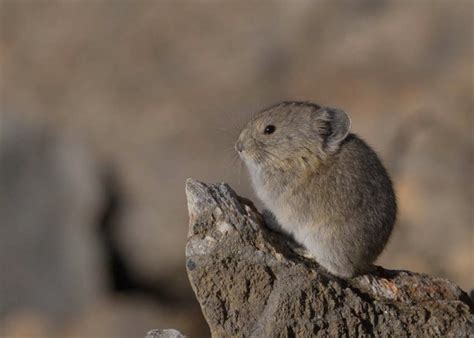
(323, 107, 351, 146)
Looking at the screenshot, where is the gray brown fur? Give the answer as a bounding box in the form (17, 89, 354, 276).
(236, 101, 397, 278)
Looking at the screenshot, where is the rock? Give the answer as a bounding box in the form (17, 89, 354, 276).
(185, 179, 474, 337)
(145, 329, 188, 338)
(0, 117, 105, 319)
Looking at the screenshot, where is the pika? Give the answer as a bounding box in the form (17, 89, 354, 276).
(235, 101, 397, 278)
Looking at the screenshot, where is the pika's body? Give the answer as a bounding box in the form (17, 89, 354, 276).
(236, 101, 396, 278)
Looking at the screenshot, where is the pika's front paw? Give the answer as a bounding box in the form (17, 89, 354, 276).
(290, 245, 315, 259)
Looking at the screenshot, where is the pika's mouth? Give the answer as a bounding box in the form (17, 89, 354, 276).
(235, 141, 252, 166)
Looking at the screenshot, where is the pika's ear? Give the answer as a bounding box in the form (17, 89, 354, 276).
(324, 107, 351, 145)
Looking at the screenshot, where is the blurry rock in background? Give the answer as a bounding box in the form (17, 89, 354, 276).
(0, 116, 105, 320)
(388, 111, 474, 288)
(0, 0, 472, 336)
(0, 116, 208, 337)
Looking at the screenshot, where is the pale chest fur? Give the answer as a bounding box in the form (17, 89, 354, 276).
(251, 167, 326, 239)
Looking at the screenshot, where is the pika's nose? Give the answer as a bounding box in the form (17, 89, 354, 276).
(235, 140, 244, 153)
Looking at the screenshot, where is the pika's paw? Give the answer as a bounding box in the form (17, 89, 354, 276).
(290, 245, 316, 260)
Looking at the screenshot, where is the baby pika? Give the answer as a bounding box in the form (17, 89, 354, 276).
(235, 101, 397, 278)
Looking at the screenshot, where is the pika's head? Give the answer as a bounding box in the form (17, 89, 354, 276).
(235, 101, 351, 173)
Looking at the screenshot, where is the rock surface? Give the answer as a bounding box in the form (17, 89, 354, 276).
(185, 179, 473, 337)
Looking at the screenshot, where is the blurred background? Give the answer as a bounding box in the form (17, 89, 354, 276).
(0, 0, 472, 337)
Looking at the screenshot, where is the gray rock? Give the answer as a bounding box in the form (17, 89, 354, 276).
(185, 179, 474, 337)
(145, 329, 188, 338)
(0, 117, 105, 319)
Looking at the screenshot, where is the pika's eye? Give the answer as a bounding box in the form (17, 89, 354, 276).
(264, 125, 276, 135)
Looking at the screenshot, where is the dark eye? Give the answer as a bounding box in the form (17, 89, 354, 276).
(264, 125, 276, 135)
